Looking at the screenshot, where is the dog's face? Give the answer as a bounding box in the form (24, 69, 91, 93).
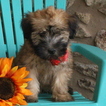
(21, 7, 77, 60)
(31, 26, 69, 60)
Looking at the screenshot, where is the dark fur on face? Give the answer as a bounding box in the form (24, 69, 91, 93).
(21, 7, 77, 60)
(14, 7, 77, 102)
(31, 27, 69, 60)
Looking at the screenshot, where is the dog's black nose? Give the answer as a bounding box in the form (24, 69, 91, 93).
(48, 49, 56, 54)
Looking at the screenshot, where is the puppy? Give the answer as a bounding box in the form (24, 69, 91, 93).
(13, 6, 77, 102)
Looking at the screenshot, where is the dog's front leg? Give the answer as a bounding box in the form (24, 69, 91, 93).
(52, 71, 74, 102)
(25, 69, 40, 102)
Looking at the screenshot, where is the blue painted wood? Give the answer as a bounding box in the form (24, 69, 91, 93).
(1, 0, 16, 57)
(71, 43, 106, 106)
(95, 63, 106, 106)
(11, 0, 24, 52)
(25, 92, 96, 106)
(71, 43, 106, 66)
(56, 0, 66, 10)
(45, 0, 55, 8)
(34, 0, 43, 11)
(0, 18, 6, 57)
(23, 0, 33, 13)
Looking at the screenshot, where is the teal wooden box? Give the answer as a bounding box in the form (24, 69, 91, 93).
(0, 0, 106, 106)
(27, 92, 94, 106)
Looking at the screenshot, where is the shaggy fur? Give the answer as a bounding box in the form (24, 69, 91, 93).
(13, 6, 77, 102)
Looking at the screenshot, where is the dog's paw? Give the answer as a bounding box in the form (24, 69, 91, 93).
(25, 95, 38, 103)
(52, 93, 74, 102)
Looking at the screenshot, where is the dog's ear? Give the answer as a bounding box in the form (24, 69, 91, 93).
(21, 14, 33, 39)
(68, 15, 78, 39)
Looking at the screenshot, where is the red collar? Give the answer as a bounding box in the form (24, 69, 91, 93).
(50, 50, 69, 65)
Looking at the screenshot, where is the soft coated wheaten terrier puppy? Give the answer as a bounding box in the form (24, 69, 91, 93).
(13, 6, 77, 102)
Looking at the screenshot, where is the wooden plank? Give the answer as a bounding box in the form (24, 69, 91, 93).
(45, 0, 55, 8)
(11, 0, 24, 52)
(34, 0, 43, 11)
(1, 0, 16, 57)
(0, 17, 6, 57)
(26, 92, 94, 106)
(23, 0, 33, 13)
(56, 0, 66, 10)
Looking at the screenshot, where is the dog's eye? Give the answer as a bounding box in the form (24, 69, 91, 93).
(39, 31, 46, 37)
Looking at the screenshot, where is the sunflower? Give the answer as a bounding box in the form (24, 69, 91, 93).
(0, 57, 33, 106)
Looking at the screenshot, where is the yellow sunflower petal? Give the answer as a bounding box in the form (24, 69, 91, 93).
(0, 58, 3, 65)
(1, 99, 11, 106)
(0, 100, 6, 106)
(16, 96, 27, 105)
(20, 83, 28, 88)
(0, 58, 6, 72)
(7, 66, 18, 77)
(19, 88, 33, 95)
(5, 101, 13, 106)
(18, 70, 29, 79)
(0, 64, 9, 77)
(20, 71, 29, 79)
(16, 93, 25, 99)
(13, 78, 32, 86)
(18, 78, 32, 83)
(9, 93, 25, 104)
(6, 57, 14, 71)
(18, 99, 27, 105)
(11, 67, 29, 80)
(0, 58, 13, 71)
(7, 57, 14, 71)
(9, 96, 18, 104)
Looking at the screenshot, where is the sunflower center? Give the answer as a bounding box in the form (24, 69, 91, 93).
(0, 77, 15, 100)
